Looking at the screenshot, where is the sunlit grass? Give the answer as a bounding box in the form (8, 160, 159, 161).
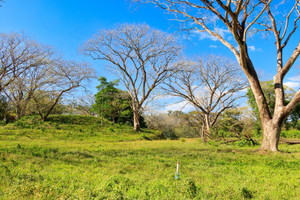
(0, 115, 299, 199)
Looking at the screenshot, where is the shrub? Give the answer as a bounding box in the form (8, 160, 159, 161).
(161, 127, 178, 140)
(234, 138, 258, 147)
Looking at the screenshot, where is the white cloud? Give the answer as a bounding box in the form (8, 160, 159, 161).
(284, 75, 300, 90)
(164, 101, 195, 113)
(248, 45, 262, 52)
(153, 94, 174, 101)
(289, 75, 300, 82)
(209, 45, 218, 48)
(248, 46, 256, 51)
(191, 28, 230, 41)
(284, 81, 300, 89)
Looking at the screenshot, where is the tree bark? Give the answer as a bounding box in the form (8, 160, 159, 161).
(237, 47, 282, 151)
(16, 105, 22, 119)
(204, 113, 211, 135)
(260, 120, 282, 152)
(200, 125, 204, 141)
(133, 109, 141, 132)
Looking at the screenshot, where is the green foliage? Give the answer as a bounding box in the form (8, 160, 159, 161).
(216, 108, 244, 137)
(281, 129, 300, 139)
(14, 115, 43, 128)
(246, 80, 300, 130)
(93, 77, 130, 123)
(285, 105, 300, 130)
(247, 81, 275, 116)
(93, 77, 147, 127)
(0, 95, 8, 121)
(46, 115, 100, 125)
(161, 127, 179, 140)
(234, 138, 258, 147)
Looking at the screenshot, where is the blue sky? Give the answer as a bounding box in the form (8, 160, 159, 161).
(0, 0, 299, 112)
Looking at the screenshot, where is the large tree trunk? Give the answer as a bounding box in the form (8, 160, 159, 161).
(204, 114, 211, 134)
(133, 110, 140, 132)
(200, 124, 206, 143)
(237, 47, 282, 152)
(260, 120, 282, 152)
(16, 104, 22, 119)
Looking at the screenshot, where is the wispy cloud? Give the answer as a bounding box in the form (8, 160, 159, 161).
(284, 75, 300, 89)
(164, 101, 195, 113)
(289, 75, 300, 82)
(209, 45, 218, 48)
(191, 28, 230, 41)
(284, 81, 300, 89)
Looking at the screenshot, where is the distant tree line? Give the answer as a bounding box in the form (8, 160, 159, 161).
(0, 20, 298, 152)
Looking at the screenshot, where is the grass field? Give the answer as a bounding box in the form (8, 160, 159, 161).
(0, 115, 299, 199)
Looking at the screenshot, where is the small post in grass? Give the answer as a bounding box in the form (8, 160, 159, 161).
(175, 161, 180, 180)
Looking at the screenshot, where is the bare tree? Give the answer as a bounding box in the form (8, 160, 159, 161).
(163, 55, 247, 139)
(82, 24, 182, 131)
(3, 53, 54, 119)
(32, 60, 95, 120)
(69, 94, 96, 116)
(134, 0, 300, 151)
(4, 58, 95, 120)
(0, 33, 51, 92)
(4, 73, 31, 119)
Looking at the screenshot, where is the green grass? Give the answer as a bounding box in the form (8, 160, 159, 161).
(281, 129, 300, 139)
(0, 115, 299, 199)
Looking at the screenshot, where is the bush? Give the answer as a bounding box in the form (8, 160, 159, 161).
(46, 115, 101, 125)
(234, 138, 258, 147)
(161, 127, 178, 140)
(14, 116, 42, 128)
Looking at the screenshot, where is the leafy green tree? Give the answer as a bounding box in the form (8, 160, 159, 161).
(93, 77, 119, 125)
(93, 77, 145, 126)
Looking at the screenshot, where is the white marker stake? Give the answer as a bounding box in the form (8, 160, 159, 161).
(175, 161, 180, 180)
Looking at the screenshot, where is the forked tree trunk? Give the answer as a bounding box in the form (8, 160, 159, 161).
(133, 110, 140, 132)
(260, 120, 282, 152)
(237, 49, 284, 152)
